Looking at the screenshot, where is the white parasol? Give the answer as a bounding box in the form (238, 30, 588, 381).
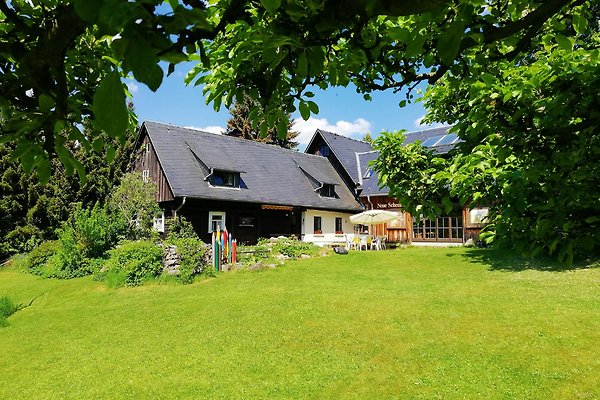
(349, 210, 399, 225)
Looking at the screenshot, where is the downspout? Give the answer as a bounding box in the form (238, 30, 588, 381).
(174, 196, 187, 218)
(366, 195, 374, 236)
(366, 195, 373, 210)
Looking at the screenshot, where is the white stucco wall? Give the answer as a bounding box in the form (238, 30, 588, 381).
(301, 209, 357, 246)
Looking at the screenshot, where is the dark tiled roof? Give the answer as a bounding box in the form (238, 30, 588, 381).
(143, 121, 363, 212)
(403, 126, 452, 144)
(356, 151, 387, 197)
(311, 130, 372, 184)
(356, 126, 458, 197)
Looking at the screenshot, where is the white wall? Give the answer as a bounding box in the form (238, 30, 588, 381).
(301, 209, 357, 246)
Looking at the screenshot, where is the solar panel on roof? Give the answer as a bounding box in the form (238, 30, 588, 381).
(434, 134, 458, 146)
(420, 135, 442, 147)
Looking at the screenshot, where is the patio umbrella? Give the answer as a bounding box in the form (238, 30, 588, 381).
(350, 210, 399, 234)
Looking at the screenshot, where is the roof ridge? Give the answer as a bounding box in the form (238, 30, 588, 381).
(403, 125, 452, 135)
(144, 121, 335, 162)
(318, 129, 371, 145)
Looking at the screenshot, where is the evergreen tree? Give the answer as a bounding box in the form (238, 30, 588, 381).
(226, 96, 299, 150)
(0, 124, 136, 260)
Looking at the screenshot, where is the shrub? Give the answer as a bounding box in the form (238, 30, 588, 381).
(166, 217, 198, 241)
(165, 237, 210, 283)
(0, 297, 21, 328)
(5, 225, 43, 254)
(268, 237, 321, 259)
(23, 240, 60, 275)
(70, 204, 126, 259)
(102, 240, 162, 286)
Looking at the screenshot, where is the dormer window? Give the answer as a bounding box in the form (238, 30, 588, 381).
(318, 183, 336, 198)
(210, 170, 239, 188)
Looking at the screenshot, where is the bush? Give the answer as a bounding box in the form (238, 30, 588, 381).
(0, 297, 21, 327)
(23, 240, 60, 275)
(166, 217, 198, 241)
(266, 237, 321, 259)
(70, 204, 126, 259)
(101, 240, 163, 287)
(165, 237, 210, 283)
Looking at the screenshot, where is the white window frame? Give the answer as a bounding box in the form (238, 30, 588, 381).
(208, 211, 226, 233)
(142, 169, 150, 183)
(153, 212, 165, 233)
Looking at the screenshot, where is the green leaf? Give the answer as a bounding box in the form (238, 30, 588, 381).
(555, 35, 573, 51)
(406, 35, 426, 58)
(124, 40, 163, 91)
(297, 52, 308, 77)
(36, 155, 52, 184)
(276, 118, 288, 139)
(92, 71, 128, 139)
(299, 101, 310, 120)
(307, 101, 319, 114)
(573, 14, 588, 35)
(261, 0, 282, 14)
(38, 94, 55, 113)
(74, 0, 103, 23)
(437, 20, 465, 65)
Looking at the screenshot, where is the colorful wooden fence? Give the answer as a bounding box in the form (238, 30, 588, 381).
(211, 228, 237, 272)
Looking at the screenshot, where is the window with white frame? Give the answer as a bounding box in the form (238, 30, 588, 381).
(142, 169, 150, 183)
(208, 211, 226, 232)
(153, 212, 165, 233)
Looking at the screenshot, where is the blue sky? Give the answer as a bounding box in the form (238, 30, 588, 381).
(127, 62, 442, 148)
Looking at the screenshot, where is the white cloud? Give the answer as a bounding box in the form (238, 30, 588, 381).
(126, 82, 139, 94)
(414, 114, 445, 129)
(185, 125, 225, 134)
(292, 117, 373, 145)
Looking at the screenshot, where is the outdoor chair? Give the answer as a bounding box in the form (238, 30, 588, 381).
(380, 236, 387, 250)
(358, 235, 369, 251)
(345, 234, 356, 251)
(371, 236, 382, 251)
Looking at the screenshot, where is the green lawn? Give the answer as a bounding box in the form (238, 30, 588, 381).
(1, 247, 599, 399)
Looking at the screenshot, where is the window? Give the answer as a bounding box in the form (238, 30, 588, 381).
(153, 212, 165, 233)
(313, 216, 322, 234)
(319, 145, 330, 157)
(142, 169, 150, 183)
(412, 213, 463, 242)
(318, 184, 336, 198)
(335, 217, 343, 233)
(208, 211, 226, 232)
(145, 142, 150, 153)
(210, 171, 239, 187)
(239, 216, 255, 227)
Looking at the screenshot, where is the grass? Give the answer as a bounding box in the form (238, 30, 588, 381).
(0, 247, 599, 399)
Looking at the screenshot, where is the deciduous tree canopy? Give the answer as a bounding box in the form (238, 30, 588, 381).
(0, 0, 580, 176)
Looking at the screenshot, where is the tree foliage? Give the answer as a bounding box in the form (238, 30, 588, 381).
(226, 95, 299, 150)
(0, 125, 135, 260)
(374, 4, 600, 262)
(1, 0, 580, 174)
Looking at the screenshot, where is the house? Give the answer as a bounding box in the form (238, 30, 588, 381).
(307, 127, 489, 244)
(133, 121, 363, 245)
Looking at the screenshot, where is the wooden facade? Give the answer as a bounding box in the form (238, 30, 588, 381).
(132, 135, 174, 202)
(360, 196, 485, 244)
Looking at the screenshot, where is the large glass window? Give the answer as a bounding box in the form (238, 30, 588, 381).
(413, 212, 463, 241)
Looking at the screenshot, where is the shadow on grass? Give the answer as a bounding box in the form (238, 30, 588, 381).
(454, 248, 600, 272)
